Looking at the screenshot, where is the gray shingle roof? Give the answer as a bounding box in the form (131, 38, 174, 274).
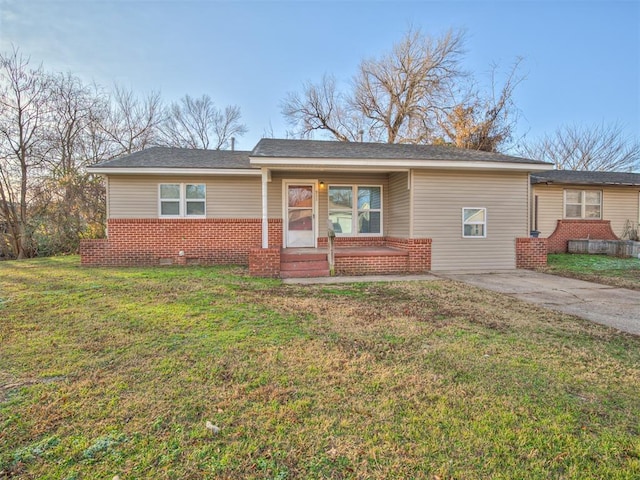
(92, 147, 254, 169)
(531, 170, 640, 186)
(252, 138, 549, 165)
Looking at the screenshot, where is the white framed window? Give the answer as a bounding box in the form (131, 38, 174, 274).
(564, 189, 601, 219)
(328, 185, 382, 235)
(462, 207, 486, 238)
(159, 183, 206, 217)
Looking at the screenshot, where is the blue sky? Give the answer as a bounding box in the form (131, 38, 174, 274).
(1, 0, 638, 152)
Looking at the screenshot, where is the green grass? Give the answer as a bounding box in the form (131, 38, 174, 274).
(544, 254, 640, 291)
(1, 256, 639, 479)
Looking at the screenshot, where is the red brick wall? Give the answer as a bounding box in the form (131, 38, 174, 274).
(80, 218, 283, 266)
(326, 237, 431, 275)
(546, 220, 618, 253)
(386, 237, 432, 272)
(335, 254, 409, 275)
(249, 248, 281, 277)
(516, 237, 548, 269)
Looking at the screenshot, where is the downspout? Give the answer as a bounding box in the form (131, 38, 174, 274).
(261, 168, 269, 248)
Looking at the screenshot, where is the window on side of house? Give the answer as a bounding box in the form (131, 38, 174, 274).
(564, 189, 601, 219)
(159, 183, 206, 217)
(328, 185, 382, 235)
(462, 207, 486, 238)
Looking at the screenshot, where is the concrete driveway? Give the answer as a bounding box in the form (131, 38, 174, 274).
(436, 270, 640, 336)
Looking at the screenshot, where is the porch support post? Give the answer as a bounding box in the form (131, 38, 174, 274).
(261, 168, 269, 248)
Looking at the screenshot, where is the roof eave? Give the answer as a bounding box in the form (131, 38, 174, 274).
(250, 156, 554, 172)
(533, 179, 640, 187)
(86, 167, 261, 176)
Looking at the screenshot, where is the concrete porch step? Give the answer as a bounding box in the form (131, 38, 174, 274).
(280, 252, 327, 262)
(280, 260, 330, 271)
(281, 268, 331, 279)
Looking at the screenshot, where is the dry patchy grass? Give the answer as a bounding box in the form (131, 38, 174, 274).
(542, 254, 640, 291)
(1, 257, 639, 479)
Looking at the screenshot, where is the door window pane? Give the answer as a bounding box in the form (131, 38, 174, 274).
(288, 186, 313, 208)
(288, 209, 313, 231)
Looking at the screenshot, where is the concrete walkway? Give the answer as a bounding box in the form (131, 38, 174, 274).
(436, 270, 640, 336)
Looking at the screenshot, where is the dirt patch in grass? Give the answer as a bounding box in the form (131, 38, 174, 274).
(1, 257, 639, 479)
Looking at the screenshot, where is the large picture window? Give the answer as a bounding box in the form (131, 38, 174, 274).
(564, 189, 601, 219)
(159, 183, 206, 217)
(329, 185, 382, 235)
(462, 208, 487, 238)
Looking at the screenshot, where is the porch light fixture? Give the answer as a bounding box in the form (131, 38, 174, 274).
(319, 181, 325, 189)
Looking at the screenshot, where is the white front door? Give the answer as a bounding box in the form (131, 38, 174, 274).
(285, 183, 315, 247)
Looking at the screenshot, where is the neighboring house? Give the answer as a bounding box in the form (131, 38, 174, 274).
(82, 138, 553, 277)
(531, 170, 640, 253)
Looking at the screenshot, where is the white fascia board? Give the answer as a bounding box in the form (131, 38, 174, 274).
(86, 167, 261, 176)
(250, 157, 555, 172)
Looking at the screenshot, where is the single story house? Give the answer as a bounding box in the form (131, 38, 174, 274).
(81, 138, 554, 277)
(531, 170, 640, 253)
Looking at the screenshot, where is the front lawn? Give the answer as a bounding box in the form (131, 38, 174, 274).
(1, 257, 639, 479)
(544, 253, 640, 291)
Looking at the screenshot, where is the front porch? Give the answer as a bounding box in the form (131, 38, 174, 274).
(249, 237, 432, 278)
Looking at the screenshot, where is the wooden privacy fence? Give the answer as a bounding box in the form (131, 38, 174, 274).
(568, 239, 640, 258)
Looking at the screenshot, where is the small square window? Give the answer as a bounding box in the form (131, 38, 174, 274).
(462, 208, 487, 238)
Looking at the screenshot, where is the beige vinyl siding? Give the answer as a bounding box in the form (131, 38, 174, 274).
(413, 170, 529, 270)
(531, 185, 564, 237)
(605, 188, 640, 236)
(533, 184, 640, 238)
(107, 175, 262, 219)
(387, 172, 410, 237)
(267, 171, 389, 232)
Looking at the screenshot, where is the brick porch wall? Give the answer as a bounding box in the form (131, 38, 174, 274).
(385, 237, 432, 272)
(321, 236, 432, 275)
(80, 218, 283, 267)
(249, 248, 281, 277)
(546, 220, 618, 253)
(516, 237, 548, 269)
(334, 252, 409, 275)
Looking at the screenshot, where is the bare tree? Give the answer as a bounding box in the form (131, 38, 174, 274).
(518, 123, 640, 171)
(0, 48, 51, 258)
(282, 28, 469, 144)
(159, 94, 247, 150)
(437, 59, 524, 152)
(354, 28, 466, 143)
(30, 72, 108, 254)
(282, 75, 363, 142)
(101, 84, 163, 156)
